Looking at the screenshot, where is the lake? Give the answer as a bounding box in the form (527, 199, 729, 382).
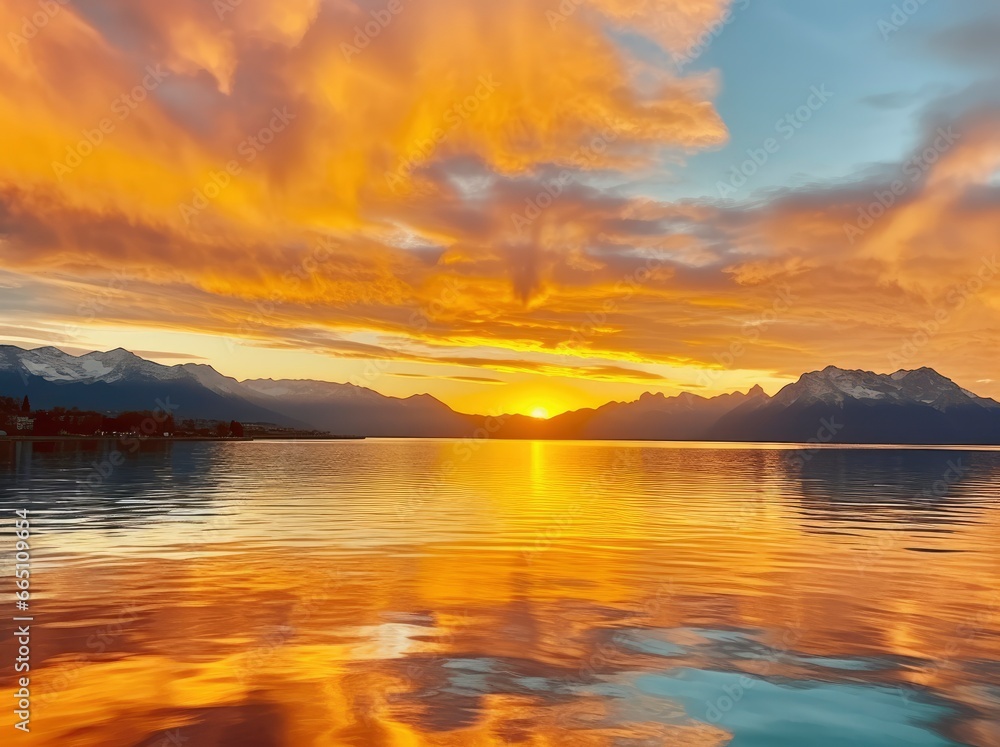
(1, 439, 999, 746)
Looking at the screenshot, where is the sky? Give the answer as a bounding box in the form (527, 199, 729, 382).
(1, 0, 998, 417)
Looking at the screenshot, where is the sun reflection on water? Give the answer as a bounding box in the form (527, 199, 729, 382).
(1, 440, 999, 745)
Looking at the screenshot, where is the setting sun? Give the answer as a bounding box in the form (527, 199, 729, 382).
(3, 2, 1000, 745)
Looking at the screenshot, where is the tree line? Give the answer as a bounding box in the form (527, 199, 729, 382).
(1, 396, 244, 438)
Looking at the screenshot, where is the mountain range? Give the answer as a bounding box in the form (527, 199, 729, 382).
(1, 345, 998, 444)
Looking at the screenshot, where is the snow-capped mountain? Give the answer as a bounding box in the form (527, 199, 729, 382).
(235, 379, 474, 437)
(770, 366, 999, 411)
(4, 346, 190, 385)
(240, 378, 385, 402)
(2, 346, 998, 443)
(712, 366, 1000, 444)
(0, 345, 296, 426)
(0, 345, 474, 436)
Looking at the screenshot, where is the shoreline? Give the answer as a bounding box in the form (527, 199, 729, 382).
(0, 435, 365, 443)
(1, 435, 995, 448)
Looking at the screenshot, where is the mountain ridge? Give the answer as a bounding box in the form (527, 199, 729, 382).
(1, 345, 998, 443)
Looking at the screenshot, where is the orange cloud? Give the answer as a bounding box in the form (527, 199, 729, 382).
(2, 0, 1000, 407)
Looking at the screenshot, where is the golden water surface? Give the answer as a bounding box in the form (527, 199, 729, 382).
(1, 439, 999, 746)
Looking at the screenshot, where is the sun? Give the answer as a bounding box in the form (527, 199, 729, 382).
(530, 406, 550, 419)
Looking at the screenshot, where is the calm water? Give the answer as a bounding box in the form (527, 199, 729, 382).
(1, 439, 999, 746)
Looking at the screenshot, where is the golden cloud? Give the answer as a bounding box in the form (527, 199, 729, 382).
(2, 0, 1000, 402)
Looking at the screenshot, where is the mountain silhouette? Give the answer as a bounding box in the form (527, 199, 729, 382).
(2, 347, 998, 444)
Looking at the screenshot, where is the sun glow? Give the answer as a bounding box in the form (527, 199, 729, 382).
(530, 407, 550, 419)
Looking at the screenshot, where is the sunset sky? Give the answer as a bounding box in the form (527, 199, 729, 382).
(1, 0, 998, 416)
